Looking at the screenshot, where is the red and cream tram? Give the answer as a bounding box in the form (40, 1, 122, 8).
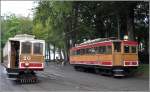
(3, 34, 45, 83)
(69, 38, 139, 76)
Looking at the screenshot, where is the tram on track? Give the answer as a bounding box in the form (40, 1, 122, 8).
(3, 34, 45, 83)
(69, 38, 139, 77)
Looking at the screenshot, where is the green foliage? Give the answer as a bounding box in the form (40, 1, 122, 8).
(131, 64, 149, 77)
(1, 14, 33, 48)
(32, 1, 149, 61)
(33, 1, 72, 49)
(2, 1, 148, 61)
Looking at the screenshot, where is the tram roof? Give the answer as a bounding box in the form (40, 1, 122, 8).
(8, 34, 45, 42)
(71, 39, 138, 51)
(76, 39, 121, 47)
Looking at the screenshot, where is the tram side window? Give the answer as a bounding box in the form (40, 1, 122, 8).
(102, 46, 106, 54)
(95, 47, 99, 54)
(33, 43, 43, 54)
(84, 48, 95, 54)
(90, 48, 95, 54)
(124, 45, 129, 53)
(70, 51, 74, 56)
(131, 46, 137, 53)
(85, 48, 90, 54)
(21, 42, 31, 54)
(107, 46, 112, 54)
(74, 51, 77, 55)
(77, 50, 80, 55)
(72, 50, 77, 55)
(124, 46, 137, 53)
(98, 47, 102, 54)
(99, 46, 106, 54)
(80, 49, 85, 55)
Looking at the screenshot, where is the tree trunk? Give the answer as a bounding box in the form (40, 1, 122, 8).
(48, 43, 51, 61)
(120, 13, 127, 40)
(62, 49, 67, 61)
(117, 15, 121, 39)
(127, 7, 134, 41)
(1, 50, 3, 63)
(53, 44, 56, 61)
(71, 2, 79, 47)
(59, 48, 62, 60)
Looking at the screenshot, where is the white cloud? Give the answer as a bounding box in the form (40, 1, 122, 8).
(1, 1, 37, 18)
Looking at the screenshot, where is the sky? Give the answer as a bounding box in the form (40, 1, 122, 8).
(1, 1, 38, 18)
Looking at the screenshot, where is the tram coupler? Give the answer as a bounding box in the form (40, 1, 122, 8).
(112, 68, 125, 77)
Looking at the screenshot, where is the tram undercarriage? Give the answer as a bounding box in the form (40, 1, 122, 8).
(7, 68, 38, 84)
(73, 65, 137, 77)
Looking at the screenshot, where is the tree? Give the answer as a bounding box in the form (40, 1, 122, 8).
(33, 1, 72, 61)
(1, 14, 33, 62)
(32, 1, 149, 63)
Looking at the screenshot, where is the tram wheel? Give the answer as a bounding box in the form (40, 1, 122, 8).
(74, 66, 86, 72)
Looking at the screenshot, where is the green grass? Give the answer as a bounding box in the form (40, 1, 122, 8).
(135, 64, 149, 77)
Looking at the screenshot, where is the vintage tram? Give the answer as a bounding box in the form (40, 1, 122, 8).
(3, 34, 45, 83)
(69, 38, 139, 76)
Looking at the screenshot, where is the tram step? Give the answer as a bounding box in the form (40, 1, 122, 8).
(7, 73, 19, 75)
(6, 78, 17, 80)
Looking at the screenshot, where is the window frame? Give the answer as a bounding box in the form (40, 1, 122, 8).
(131, 46, 137, 53)
(106, 46, 112, 54)
(33, 42, 43, 55)
(124, 45, 137, 53)
(98, 46, 106, 54)
(21, 41, 32, 54)
(124, 45, 130, 53)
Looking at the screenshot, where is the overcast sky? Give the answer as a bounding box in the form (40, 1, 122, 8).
(1, 1, 38, 18)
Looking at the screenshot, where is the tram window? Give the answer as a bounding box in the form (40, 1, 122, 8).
(102, 46, 106, 53)
(80, 49, 82, 55)
(74, 51, 77, 55)
(90, 48, 95, 54)
(98, 47, 102, 54)
(33, 43, 43, 54)
(85, 48, 90, 54)
(99, 46, 106, 54)
(21, 42, 31, 54)
(131, 46, 137, 53)
(113, 42, 121, 52)
(72, 51, 77, 55)
(78, 49, 81, 55)
(77, 50, 80, 55)
(70, 51, 74, 56)
(98, 47, 103, 54)
(80, 49, 85, 55)
(95, 47, 99, 54)
(107, 46, 112, 54)
(83, 49, 86, 54)
(87, 48, 91, 54)
(124, 45, 129, 53)
(85, 48, 88, 54)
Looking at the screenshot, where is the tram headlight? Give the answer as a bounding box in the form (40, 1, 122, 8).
(25, 62, 29, 67)
(124, 35, 128, 40)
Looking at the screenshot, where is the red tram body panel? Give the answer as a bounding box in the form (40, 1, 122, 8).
(69, 38, 139, 76)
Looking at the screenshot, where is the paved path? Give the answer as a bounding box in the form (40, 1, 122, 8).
(0, 63, 149, 91)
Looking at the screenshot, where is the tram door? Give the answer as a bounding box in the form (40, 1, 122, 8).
(113, 42, 122, 66)
(10, 41, 20, 68)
